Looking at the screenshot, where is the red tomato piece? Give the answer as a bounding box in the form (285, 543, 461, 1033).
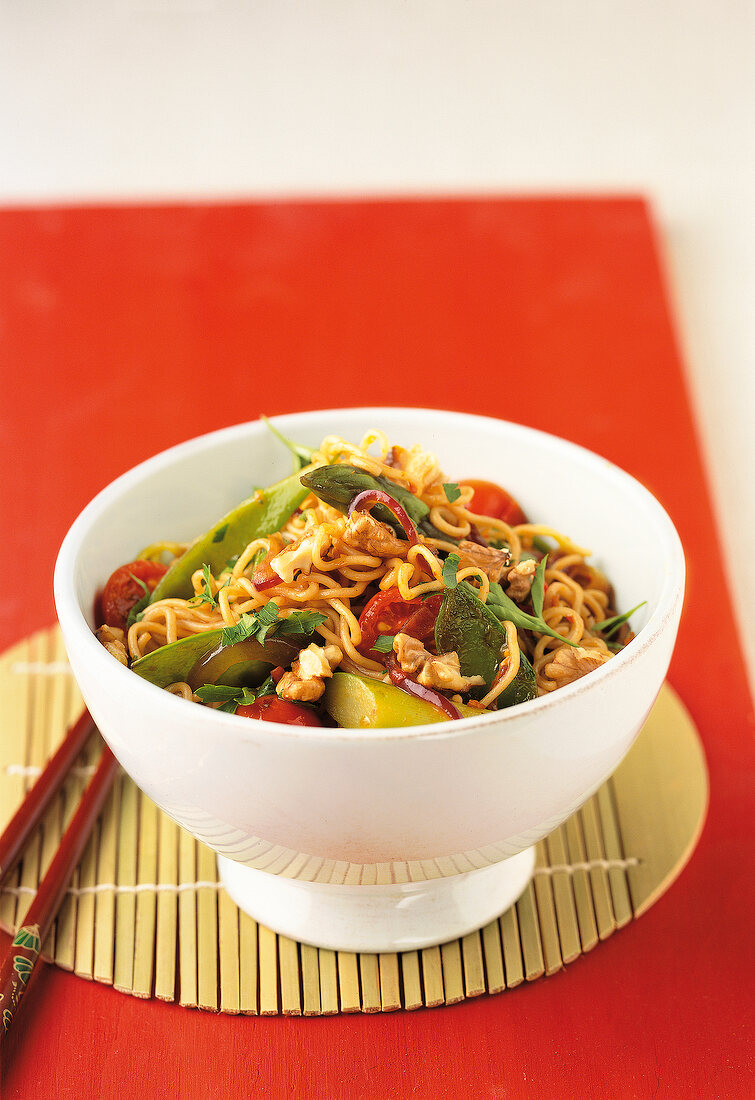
(235, 695, 322, 726)
(101, 560, 168, 631)
(358, 590, 442, 656)
(462, 479, 528, 526)
(252, 559, 281, 591)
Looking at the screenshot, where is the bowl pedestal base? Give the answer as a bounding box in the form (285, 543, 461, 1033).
(217, 846, 536, 953)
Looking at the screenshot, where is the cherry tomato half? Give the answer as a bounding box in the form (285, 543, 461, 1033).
(235, 695, 322, 726)
(102, 560, 168, 631)
(358, 590, 443, 656)
(461, 479, 528, 527)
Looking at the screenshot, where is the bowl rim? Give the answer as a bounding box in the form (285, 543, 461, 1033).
(54, 407, 686, 743)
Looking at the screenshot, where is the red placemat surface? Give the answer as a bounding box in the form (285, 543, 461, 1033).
(1, 198, 752, 1099)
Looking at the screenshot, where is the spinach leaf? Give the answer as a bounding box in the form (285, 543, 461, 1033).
(435, 582, 507, 691)
(435, 582, 538, 708)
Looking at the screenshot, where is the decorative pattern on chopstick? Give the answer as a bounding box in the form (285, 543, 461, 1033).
(0, 747, 118, 1041)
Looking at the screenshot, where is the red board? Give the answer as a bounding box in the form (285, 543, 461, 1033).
(1, 199, 752, 1098)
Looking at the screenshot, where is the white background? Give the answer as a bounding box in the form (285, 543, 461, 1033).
(1, 1, 753, 692)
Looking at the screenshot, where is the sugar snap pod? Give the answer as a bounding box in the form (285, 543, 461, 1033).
(149, 470, 312, 603)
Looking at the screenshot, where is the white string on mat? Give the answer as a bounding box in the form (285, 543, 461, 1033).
(2, 881, 224, 899)
(4, 764, 97, 778)
(0, 858, 639, 902)
(537, 858, 639, 874)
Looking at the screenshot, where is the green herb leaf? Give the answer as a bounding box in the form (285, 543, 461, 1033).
(196, 676, 278, 713)
(253, 602, 281, 644)
(219, 602, 327, 650)
(595, 602, 646, 639)
(126, 590, 151, 629)
(262, 415, 315, 471)
(372, 634, 396, 653)
(486, 582, 578, 646)
(277, 610, 329, 638)
(195, 684, 246, 703)
(250, 675, 276, 700)
(190, 564, 217, 610)
(442, 553, 461, 589)
(125, 572, 153, 628)
(530, 555, 548, 619)
(212, 523, 229, 543)
(220, 612, 259, 648)
(443, 482, 461, 503)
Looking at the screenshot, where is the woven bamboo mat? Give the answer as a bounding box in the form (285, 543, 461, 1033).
(0, 626, 707, 1015)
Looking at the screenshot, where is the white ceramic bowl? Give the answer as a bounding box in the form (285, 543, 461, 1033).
(54, 409, 685, 951)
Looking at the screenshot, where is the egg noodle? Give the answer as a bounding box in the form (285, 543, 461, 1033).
(123, 431, 624, 708)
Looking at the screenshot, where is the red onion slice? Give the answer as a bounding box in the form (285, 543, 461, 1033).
(348, 489, 420, 546)
(385, 655, 461, 721)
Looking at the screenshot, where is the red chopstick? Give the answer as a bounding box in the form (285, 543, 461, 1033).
(0, 709, 96, 889)
(0, 735, 119, 1045)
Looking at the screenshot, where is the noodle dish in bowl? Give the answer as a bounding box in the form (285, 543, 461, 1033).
(54, 408, 685, 952)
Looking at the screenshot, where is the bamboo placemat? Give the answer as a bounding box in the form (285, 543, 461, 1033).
(0, 626, 708, 1015)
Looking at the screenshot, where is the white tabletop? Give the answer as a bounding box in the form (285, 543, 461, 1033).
(2, 1, 753, 691)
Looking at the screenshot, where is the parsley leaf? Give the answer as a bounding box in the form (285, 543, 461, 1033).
(190, 564, 217, 610)
(443, 482, 461, 503)
(219, 603, 327, 649)
(220, 612, 259, 647)
(212, 523, 229, 544)
(195, 678, 277, 713)
(195, 684, 245, 703)
(253, 602, 281, 644)
(251, 674, 276, 700)
(276, 610, 329, 638)
(442, 553, 461, 589)
(372, 634, 396, 653)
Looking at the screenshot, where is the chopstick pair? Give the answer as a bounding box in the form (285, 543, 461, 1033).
(0, 710, 119, 1047)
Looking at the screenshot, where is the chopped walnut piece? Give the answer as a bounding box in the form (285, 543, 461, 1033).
(95, 624, 129, 666)
(504, 558, 537, 603)
(392, 632, 428, 675)
(276, 643, 343, 703)
(393, 633, 485, 693)
(338, 512, 407, 558)
(456, 539, 511, 583)
(543, 645, 611, 688)
(269, 533, 319, 584)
